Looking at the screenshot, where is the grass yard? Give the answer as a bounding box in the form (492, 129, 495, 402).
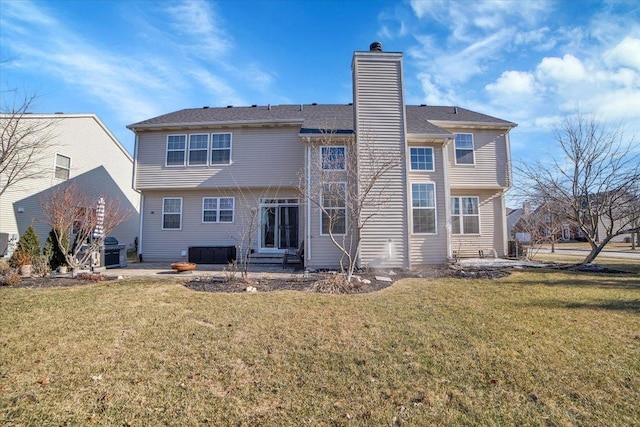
(1, 268, 639, 426)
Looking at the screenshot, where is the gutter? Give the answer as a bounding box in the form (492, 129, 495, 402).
(127, 118, 305, 131)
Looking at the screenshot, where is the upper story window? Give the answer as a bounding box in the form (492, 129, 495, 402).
(211, 133, 232, 165)
(54, 153, 71, 180)
(410, 147, 434, 171)
(321, 146, 346, 170)
(162, 197, 182, 230)
(411, 182, 436, 234)
(321, 182, 346, 235)
(451, 196, 480, 234)
(188, 134, 209, 166)
(166, 135, 186, 166)
(203, 197, 235, 223)
(454, 133, 475, 165)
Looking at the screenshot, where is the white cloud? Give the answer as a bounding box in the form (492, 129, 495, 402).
(604, 37, 640, 71)
(536, 54, 588, 83)
(486, 71, 536, 96)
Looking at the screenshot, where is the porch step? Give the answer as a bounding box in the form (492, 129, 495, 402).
(247, 253, 284, 265)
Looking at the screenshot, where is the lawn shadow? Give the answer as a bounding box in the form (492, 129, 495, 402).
(504, 267, 640, 290)
(519, 298, 640, 313)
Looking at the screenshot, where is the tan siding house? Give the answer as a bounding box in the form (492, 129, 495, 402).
(0, 114, 140, 258)
(128, 43, 516, 268)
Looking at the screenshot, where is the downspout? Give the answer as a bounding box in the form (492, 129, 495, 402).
(442, 137, 453, 260)
(502, 130, 514, 257)
(306, 137, 312, 262)
(138, 194, 144, 261)
(133, 132, 143, 260)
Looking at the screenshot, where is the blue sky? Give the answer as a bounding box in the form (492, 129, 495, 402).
(1, 0, 639, 195)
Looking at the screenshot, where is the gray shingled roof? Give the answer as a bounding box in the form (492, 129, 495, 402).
(128, 104, 515, 134)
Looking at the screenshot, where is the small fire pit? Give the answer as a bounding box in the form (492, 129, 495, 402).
(171, 262, 196, 273)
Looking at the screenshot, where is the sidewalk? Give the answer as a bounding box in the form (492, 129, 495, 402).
(535, 247, 640, 260)
(109, 261, 302, 280)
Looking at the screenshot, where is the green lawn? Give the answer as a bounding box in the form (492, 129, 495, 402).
(1, 269, 639, 426)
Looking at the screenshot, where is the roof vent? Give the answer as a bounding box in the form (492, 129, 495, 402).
(300, 104, 303, 111)
(251, 104, 257, 108)
(420, 104, 427, 107)
(370, 41, 382, 52)
(226, 105, 233, 108)
(203, 106, 209, 109)
(453, 107, 458, 114)
(55, 112, 64, 114)
(311, 102, 317, 106)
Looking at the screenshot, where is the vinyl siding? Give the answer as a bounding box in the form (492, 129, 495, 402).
(450, 189, 507, 256)
(353, 52, 409, 269)
(139, 188, 302, 262)
(408, 145, 448, 265)
(446, 128, 510, 189)
(135, 126, 304, 190)
(0, 115, 140, 253)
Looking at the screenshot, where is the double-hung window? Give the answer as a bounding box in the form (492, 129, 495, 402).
(162, 198, 182, 230)
(410, 147, 434, 171)
(454, 133, 475, 165)
(166, 135, 186, 166)
(211, 133, 232, 165)
(451, 196, 480, 234)
(321, 146, 346, 170)
(411, 183, 437, 234)
(54, 154, 71, 180)
(202, 197, 235, 223)
(188, 134, 209, 165)
(321, 182, 346, 235)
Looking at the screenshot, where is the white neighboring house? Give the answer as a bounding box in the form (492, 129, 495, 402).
(0, 113, 140, 258)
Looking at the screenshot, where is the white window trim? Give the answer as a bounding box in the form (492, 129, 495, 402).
(165, 134, 187, 167)
(454, 133, 475, 166)
(187, 133, 210, 167)
(202, 197, 235, 224)
(162, 197, 183, 230)
(409, 146, 435, 172)
(410, 182, 438, 235)
(54, 153, 71, 180)
(320, 146, 346, 171)
(451, 196, 481, 235)
(210, 132, 233, 165)
(320, 182, 347, 236)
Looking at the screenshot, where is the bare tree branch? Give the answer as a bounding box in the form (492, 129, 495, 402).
(514, 113, 640, 264)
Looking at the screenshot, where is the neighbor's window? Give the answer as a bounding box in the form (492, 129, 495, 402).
(162, 197, 182, 230)
(451, 196, 480, 234)
(54, 154, 71, 180)
(188, 134, 209, 166)
(203, 197, 235, 223)
(166, 135, 186, 166)
(321, 182, 346, 235)
(410, 147, 434, 171)
(411, 183, 436, 234)
(211, 133, 232, 164)
(454, 133, 475, 165)
(321, 146, 346, 170)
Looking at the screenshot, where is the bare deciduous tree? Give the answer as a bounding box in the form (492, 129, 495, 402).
(39, 183, 133, 274)
(516, 113, 640, 264)
(1, 92, 58, 196)
(299, 129, 400, 282)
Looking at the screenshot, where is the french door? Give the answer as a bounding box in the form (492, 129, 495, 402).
(260, 199, 299, 252)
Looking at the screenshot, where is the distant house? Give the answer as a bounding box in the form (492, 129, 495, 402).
(0, 113, 140, 258)
(127, 43, 517, 268)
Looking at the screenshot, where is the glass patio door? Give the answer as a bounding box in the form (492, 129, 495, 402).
(260, 199, 299, 251)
